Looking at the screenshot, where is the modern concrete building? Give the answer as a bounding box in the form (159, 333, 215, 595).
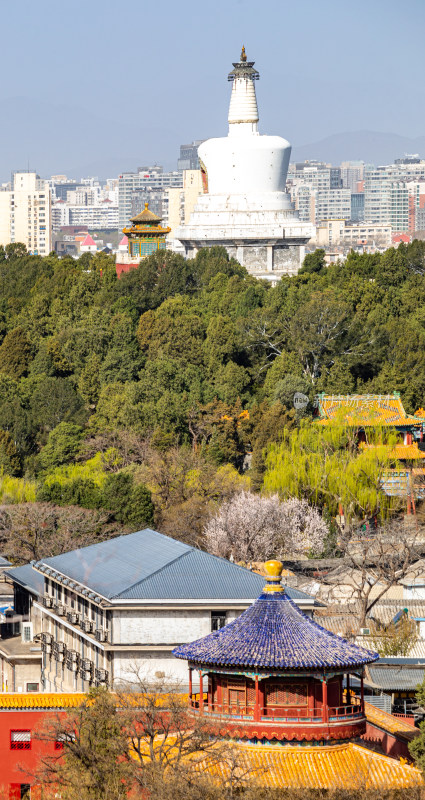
(175, 48, 313, 281)
(315, 220, 392, 250)
(0, 564, 43, 693)
(0, 171, 51, 255)
(118, 167, 182, 230)
(4, 529, 318, 693)
(166, 169, 204, 246)
(178, 141, 205, 171)
(315, 188, 351, 224)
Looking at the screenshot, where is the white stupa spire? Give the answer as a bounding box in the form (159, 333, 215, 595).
(227, 46, 259, 135)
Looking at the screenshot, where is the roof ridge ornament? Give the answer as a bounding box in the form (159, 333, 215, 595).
(240, 45, 247, 62)
(263, 559, 285, 593)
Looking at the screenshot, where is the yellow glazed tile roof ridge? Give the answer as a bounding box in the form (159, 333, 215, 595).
(360, 443, 425, 460)
(239, 741, 350, 753)
(316, 394, 424, 427)
(195, 740, 423, 789)
(0, 692, 87, 708)
(365, 701, 418, 738)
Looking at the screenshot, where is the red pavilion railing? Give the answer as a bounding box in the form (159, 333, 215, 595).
(189, 695, 364, 724)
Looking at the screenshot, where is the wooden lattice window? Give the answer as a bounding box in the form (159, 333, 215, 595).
(246, 682, 256, 704)
(266, 683, 307, 706)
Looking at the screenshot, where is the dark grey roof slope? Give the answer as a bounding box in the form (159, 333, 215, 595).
(6, 564, 44, 597)
(33, 529, 316, 604)
(367, 666, 425, 691)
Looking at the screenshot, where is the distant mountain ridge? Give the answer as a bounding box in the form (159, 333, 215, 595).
(0, 95, 423, 179)
(291, 130, 425, 166)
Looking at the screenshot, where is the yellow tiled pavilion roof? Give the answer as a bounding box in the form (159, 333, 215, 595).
(359, 442, 425, 460)
(0, 693, 86, 708)
(364, 701, 418, 742)
(316, 393, 425, 427)
(197, 741, 422, 790)
(130, 203, 162, 224)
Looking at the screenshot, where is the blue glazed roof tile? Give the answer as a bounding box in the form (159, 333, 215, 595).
(173, 590, 379, 670)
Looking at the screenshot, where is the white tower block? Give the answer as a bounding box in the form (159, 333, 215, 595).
(175, 48, 314, 282)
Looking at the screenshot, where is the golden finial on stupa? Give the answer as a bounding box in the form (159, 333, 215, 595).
(262, 560, 284, 593)
(144, 202, 149, 210)
(240, 45, 247, 62)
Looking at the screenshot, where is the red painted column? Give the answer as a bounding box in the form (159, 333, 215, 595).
(346, 672, 350, 705)
(199, 672, 204, 713)
(308, 680, 315, 715)
(208, 676, 212, 712)
(361, 672, 364, 712)
(217, 678, 223, 714)
(258, 679, 265, 718)
(322, 677, 328, 723)
(188, 667, 192, 707)
(254, 675, 260, 722)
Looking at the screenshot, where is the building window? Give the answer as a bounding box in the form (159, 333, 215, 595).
(26, 683, 39, 692)
(10, 730, 31, 750)
(211, 612, 226, 631)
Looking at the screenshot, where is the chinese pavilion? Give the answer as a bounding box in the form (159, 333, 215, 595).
(315, 392, 425, 510)
(115, 203, 171, 278)
(173, 561, 423, 790)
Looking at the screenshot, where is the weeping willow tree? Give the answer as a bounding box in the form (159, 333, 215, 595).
(263, 419, 401, 523)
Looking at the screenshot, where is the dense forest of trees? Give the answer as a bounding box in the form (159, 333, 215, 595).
(0, 240, 425, 560)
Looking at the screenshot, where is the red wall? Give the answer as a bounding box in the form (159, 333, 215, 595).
(116, 262, 138, 278)
(362, 720, 413, 761)
(0, 710, 63, 795)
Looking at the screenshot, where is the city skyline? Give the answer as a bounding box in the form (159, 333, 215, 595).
(1, 0, 425, 179)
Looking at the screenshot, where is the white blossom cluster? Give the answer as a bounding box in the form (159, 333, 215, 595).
(204, 491, 328, 562)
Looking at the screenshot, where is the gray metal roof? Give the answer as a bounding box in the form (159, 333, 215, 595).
(367, 665, 425, 691)
(0, 556, 12, 567)
(33, 529, 316, 604)
(5, 564, 44, 597)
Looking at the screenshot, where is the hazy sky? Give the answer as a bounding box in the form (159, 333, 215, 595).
(1, 0, 424, 177)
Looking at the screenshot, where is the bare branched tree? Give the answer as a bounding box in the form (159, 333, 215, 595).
(330, 520, 425, 628)
(0, 502, 123, 564)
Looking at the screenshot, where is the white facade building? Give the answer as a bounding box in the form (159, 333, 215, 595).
(0, 172, 51, 255)
(52, 201, 119, 231)
(175, 49, 314, 281)
(7, 529, 317, 692)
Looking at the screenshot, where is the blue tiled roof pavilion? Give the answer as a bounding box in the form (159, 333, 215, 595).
(173, 560, 378, 671)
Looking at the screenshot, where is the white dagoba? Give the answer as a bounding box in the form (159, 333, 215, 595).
(175, 48, 314, 281)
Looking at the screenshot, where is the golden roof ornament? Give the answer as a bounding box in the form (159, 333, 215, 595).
(263, 559, 285, 593)
(240, 45, 247, 62)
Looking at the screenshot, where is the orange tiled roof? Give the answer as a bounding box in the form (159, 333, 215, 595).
(197, 741, 422, 790)
(0, 693, 86, 709)
(316, 394, 425, 427)
(359, 443, 425, 461)
(365, 701, 418, 741)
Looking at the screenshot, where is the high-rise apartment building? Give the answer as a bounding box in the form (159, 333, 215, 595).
(177, 141, 205, 171)
(118, 167, 183, 230)
(0, 171, 51, 255)
(364, 161, 425, 232)
(340, 161, 365, 191)
(351, 192, 365, 222)
(315, 188, 351, 224)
